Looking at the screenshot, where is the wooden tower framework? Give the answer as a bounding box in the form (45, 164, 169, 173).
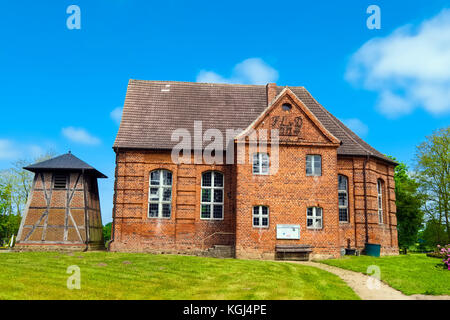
(15, 152, 107, 251)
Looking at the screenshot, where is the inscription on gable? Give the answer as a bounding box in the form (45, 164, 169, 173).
(271, 116, 302, 137)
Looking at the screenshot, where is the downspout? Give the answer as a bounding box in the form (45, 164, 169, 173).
(363, 155, 370, 244)
(109, 148, 119, 250)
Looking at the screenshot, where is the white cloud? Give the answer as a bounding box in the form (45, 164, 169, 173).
(0, 139, 48, 161)
(62, 127, 101, 145)
(110, 107, 123, 124)
(346, 9, 450, 118)
(197, 58, 279, 85)
(341, 118, 369, 137)
(0, 139, 21, 160)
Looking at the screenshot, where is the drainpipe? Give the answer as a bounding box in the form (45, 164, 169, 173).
(109, 148, 119, 251)
(363, 155, 370, 244)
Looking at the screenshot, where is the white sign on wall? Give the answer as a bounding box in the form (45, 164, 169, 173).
(276, 224, 300, 239)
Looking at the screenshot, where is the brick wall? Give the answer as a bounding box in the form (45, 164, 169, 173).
(110, 89, 399, 259)
(110, 150, 235, 254)
(337, 157, 398, 256)
(235, 143, 341, 260)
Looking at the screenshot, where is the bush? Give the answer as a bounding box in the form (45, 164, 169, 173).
(103, 222, 112, 247)
(436, 245, 450, 270)
(427, 252, 444, 259)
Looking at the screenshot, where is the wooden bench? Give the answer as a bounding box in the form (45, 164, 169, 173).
(275, 245, 312, 261)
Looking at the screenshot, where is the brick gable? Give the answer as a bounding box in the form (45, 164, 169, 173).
(237, 88, 341, 147)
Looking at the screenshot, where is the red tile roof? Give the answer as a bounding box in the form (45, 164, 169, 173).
(114, 80, 395, 164)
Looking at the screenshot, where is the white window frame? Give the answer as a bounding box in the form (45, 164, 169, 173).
(307, 207, 323, 229)
(148, 169, 172, 219)
(252, 153, 270, 175)
(377, 179, 383, 224)
(306, 155, 322, 176)
(338, 175, 349, 223)
(252, 206, 269, 228)
(200, 171, 224, 220)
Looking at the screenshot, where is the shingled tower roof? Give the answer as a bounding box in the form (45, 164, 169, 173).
(114, 79, 395, 165)
(24, 152, 107, 178)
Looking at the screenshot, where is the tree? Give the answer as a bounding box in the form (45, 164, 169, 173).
(0, 152, 56, 244)
(389, 156, 424, 249)
(103, 222, 112, 244)
(0, 152, 56, 216)
(420, 220, 446, 249)
(0, 183, 19, 245)
(415, 126, 450, 245)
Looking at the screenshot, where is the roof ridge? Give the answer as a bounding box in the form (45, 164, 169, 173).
(130, 79, 266, 88)
(301, 88, 374, 156)
(129, 79, 309, 89)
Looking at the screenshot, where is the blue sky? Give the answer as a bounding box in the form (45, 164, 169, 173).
(1, 1, 449, 224)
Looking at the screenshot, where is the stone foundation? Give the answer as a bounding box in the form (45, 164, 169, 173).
(14, 242, 105, 252)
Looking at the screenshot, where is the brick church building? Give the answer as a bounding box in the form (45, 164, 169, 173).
(110, 80, 398, 259)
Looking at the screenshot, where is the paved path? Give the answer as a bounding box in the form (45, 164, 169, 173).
(283, 260, 450, 300)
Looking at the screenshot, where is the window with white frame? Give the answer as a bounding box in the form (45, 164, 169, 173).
(306, 155, 322, 176)
(201, 171, 224, 220)
(252, 153, 269, 175)
(148, 169, 172, 218)
(338, 175, 349, 222)
(377, 179, 383, 224)
(307, 207, 323, 229)
(253, 206, 269, 228)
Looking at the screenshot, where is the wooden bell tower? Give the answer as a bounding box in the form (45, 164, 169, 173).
(15, 152, 107, 251)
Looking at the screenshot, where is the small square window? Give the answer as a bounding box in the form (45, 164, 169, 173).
(253, 206, 269, 228)
(253, 153, 269, 175)
(307, 207, 323, 229)
(306, 155, 322, 176)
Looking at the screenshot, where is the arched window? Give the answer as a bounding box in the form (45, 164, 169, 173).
(282, 103, 292, 111)
(338, 175, 349, 222)
(253, 206, 269, 228)
(148, 169, 172, 218)
(377, 179, 384, 224)
(201, 171, 224, 220)
(307, 207, 323, 229)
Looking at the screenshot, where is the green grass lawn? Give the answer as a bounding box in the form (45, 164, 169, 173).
(319, 254, 450, 296)
(0, 251, 359, 300)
